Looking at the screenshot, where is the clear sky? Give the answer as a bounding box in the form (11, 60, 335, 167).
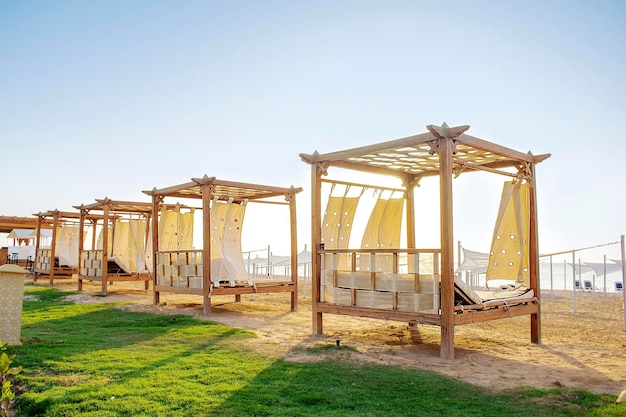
(1, 1, 625, 260)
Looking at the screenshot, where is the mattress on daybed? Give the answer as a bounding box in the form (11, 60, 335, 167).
(107, 256, 133, 275)
(454, 275, 534, 306)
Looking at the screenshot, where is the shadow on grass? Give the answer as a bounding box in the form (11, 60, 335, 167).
(13, 286, 256, 415)
(9, 286, 622, 417)
(208, 358, 617, 417)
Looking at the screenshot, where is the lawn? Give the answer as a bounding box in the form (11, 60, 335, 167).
(4, 285, 624, 416)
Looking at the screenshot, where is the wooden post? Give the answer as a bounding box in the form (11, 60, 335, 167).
(404, 176, 416, 249)
(439, 136, 455, 359)
(49, 211, 59, 286)
(102, 202, 109, 295)
(201, 182, 213, 315)
(77, 207, 85, 291)
(151, 192, 160, 306)
(33, 214, 42, 282)
(143, 213, 151, 290)
(620, 235, 626, 332)
(311, 163, 323, 334)
(528, 165, 541, 344)
(289, 186, 298, 311)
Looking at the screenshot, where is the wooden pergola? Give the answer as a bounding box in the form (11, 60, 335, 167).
(33, 210, 85, 285)
(0, 216, 47, 233)
(74, 199, 153, 294)
(143, 175, 302, 315)
(300, 123, 550, 359)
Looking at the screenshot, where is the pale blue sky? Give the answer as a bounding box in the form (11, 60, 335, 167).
(1, 1, 625, 259)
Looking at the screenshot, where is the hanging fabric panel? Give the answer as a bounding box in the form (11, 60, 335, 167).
(222, 201, 251, 284)
(321, 195, 360, 249)
(359, 193, 404, 272)
(111, 218, 147, 272)
(56, 224, 80, 267)
(486, 181, 530, 285)
(210, 201, 229, 284)
(158, 208, 194, 251)
(209, 200, 251, 286)
(129, 218, 147, 273)
(112, 220, 131, 268)
(321, 191, 361, 270)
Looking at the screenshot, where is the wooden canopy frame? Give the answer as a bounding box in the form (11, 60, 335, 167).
(33, 210, 87, 285)
(143, 175, 303, 315)
(300, 123, 550, 359)
(74, 199, 153, 294)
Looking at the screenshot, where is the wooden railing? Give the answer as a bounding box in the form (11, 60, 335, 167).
(79, 250, 103, 277)
(319, 248, 440, 313)
(155, 250, 204, 289)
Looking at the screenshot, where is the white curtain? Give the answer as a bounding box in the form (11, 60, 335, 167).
(111, 218, 148, 272)
(210, 200, 251, 286)
(55, 224, 80, 267)
(359, 193, 404, 272)
(486, 181, 529, 285)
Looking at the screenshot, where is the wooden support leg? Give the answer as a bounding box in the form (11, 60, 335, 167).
(78, 278, 83, 291)
(291, 290, 297, 312)
(144, 280, 150, 290)
(531, 308, 541, 344)
(204, 293, 211, 315)
(408, 321, 422, 344)
(235, 294, 241, 303)
(153, 290, 160, 306)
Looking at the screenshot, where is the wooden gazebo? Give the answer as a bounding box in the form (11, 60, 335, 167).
(74, 199, 153, 294)
(144, 175, 302, 315)
(33, 210, 84, 285)
(300, 123, 550, 359)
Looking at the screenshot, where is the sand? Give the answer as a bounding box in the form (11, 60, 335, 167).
(33, 277, 626, 396)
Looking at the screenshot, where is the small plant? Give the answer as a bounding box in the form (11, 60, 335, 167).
(0, 341, 22, 417)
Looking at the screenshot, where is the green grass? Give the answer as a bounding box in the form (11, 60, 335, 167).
(4, 284, 624, 416)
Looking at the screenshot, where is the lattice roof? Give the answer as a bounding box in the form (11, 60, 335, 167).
(75, 199, 153, 215)
(144, 176, 302, 202)
(300, 124, 550, 179)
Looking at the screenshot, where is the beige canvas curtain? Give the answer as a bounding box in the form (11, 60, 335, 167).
(111, 218, 148, 272)
(321, 185, 362, 271)
(210, 199, 251, 286)
(55, 223, 81, 267)
(158, 208, 195, 252)
(359, 192, 404, 272)
(486, 180, 530, 285)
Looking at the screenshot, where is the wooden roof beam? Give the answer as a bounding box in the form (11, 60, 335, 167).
(143, 181, 199, 197)
(300, 131, 436, 164)
(457, 133, 550, 164)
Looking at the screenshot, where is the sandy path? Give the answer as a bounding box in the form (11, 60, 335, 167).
(41, 277, 626, 396)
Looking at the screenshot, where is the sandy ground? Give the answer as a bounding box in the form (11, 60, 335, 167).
(31, 276, 626, 396)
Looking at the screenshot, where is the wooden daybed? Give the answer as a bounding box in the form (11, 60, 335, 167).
(74, 199, 153, 294)
(300, 122, 550, 359)
(33, 210, 85, 285)
(143, 176, 302, 315)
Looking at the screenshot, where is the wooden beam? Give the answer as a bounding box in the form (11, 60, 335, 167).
(529, 164, 542, 344)
(0, 216, 43, 233)
(439, 136, 455, 360)
(454, 303, 539, 325)
(201, 182, 213, 315)
(300, 131, 435, 164)
(151, 194, 161, 306)
(311, 162, 323, 334)
(316, 303, 442, 325)
(289, 187, 299, 312)
(457, 133, 536, 164)
(101, 202, 109, 294)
